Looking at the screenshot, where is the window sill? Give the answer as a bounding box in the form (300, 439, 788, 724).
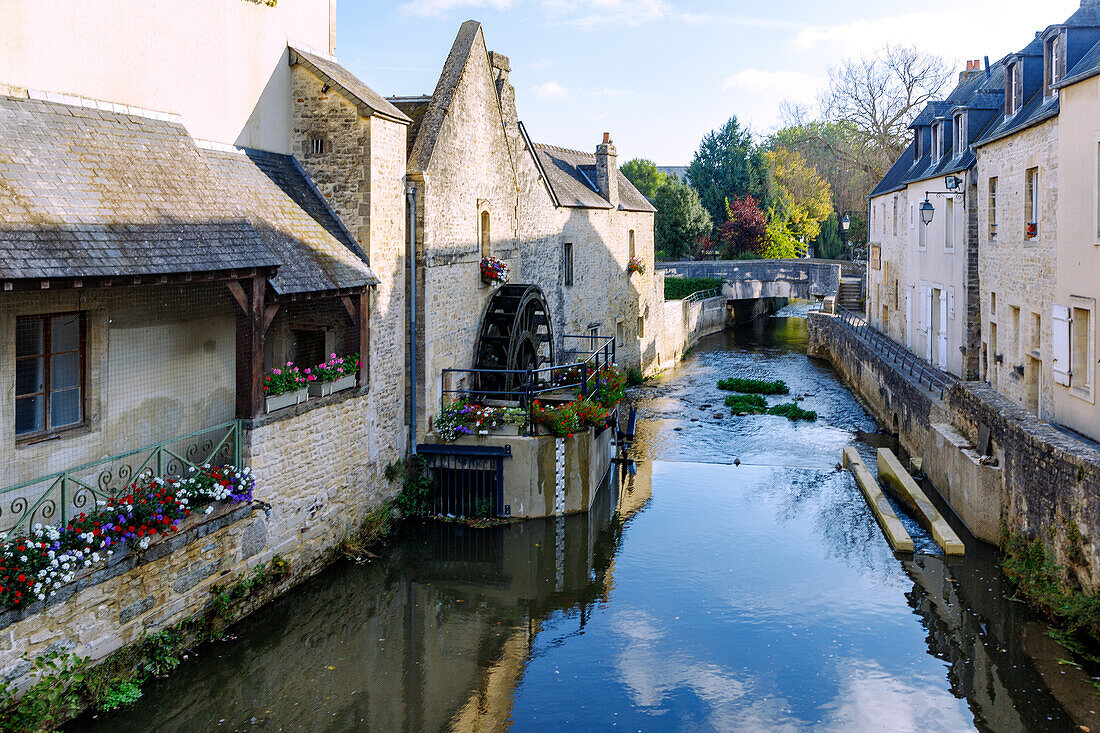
(16, 424, 91, 449)
(1070, 385, 1096, 405)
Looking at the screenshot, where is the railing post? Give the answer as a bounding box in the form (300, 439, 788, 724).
(60, 475, 68, 527)
(233, 420, 242, 468)
(526, 368, 534, 436)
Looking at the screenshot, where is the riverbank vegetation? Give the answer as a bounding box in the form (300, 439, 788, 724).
(664, 276, 722, 300)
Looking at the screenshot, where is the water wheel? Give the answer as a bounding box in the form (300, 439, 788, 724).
(474, 284, 554, 399)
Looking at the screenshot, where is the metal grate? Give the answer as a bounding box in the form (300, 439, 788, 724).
(415, 443, 510, 518)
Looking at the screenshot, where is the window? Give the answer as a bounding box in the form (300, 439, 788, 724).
(1030, 312, 1041, 354)
(944, 198, 955, 251)
(1007, 63, 1018, 115)
(309, 137, 325, 155)
(629, 230, 636, 260)
(1025, 167, 1039, 239)
(15, 313, 84, 437)
(918, 216, 927, 249)
(954, 113, 967, 155)
(1072, 306, 1093, 391)
(932, 124, 942, 160)
(1096, 142, 1100, 241)
(892, 197, 898, 236)
(563, 242, 574, 286)
(989, 177, 998, 240)
(480, 211, 491, 258)
(616, 320, 625, 348)
(1049, 35, 1062, 92)
(1012, 306, 1021, 357)
(637, 316, 645, 339)
(991, 292, 997, 316)
(292, 328, 325, 369)
(587, 324, 600, 351)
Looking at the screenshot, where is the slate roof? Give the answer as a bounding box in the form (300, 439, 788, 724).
(289, 47, 411, 125)
(1058, 37, 1100, 87)
(0, 95, 279, 281)
(534, 144, 656, 213)
(200, 148, 377, 295)
(388, 96, 431, 161)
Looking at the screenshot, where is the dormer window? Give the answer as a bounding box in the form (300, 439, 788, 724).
(1006, 63, 1019, 115)
(1048, 35, 1062, 94)
(914, 131, 922, 161)
(954, 113, 967, 156)
(932, 123, 944, 160)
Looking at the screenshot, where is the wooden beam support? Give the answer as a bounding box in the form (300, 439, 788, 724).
(340, 295, 357, 321)
(234, 275, 266, 420)
(262, 303, 280, 335)
(358, 290, 370, 386)
(225, 280, 248, 313)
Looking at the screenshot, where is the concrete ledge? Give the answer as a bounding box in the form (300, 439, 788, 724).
(843, 447, 914, 553)
(924, 422, 1003, 543)
(877, 448, 965, 555)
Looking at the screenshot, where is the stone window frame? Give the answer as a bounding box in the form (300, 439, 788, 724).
(1024, 167, 1040, 242)
(563, 242, 574, 287)
(1069, 296, 1096, 403)
(988, 176, 998, 242)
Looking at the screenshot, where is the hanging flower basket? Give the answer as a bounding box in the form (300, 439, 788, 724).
(480, 256, 509, 284)
(627, 256, 646, 275)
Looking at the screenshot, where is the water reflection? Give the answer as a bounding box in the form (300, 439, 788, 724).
(78, 313, 1085, 732)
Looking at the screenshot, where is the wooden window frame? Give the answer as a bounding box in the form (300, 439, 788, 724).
(563, 242, 574, 287)
(15, 312, 87, 442)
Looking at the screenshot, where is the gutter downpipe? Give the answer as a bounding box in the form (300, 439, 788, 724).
(408, 184, 418, 457)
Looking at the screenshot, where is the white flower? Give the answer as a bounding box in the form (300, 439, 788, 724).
(204, 506, 213, 515)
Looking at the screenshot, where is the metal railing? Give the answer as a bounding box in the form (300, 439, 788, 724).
(0, 421, 241, 534)
(834, 306, 955, 398)
(682, 287, 722, 304)
(415, 443, 510, 518)
(441, 335, 617, 435)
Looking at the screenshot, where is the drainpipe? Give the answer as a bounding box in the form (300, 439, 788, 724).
(408, 185, 418, 457)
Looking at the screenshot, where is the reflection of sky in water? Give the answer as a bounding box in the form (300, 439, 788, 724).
(509, 463, 976, 732)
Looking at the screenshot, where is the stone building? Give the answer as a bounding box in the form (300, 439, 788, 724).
(868, 0, 1100, 442)
(389, 22, 661, 439)
(0, 0, 412, 670)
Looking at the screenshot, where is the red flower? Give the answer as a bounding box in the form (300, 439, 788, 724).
(16, 575, 25, 583)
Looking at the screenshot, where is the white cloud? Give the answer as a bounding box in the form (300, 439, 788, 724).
(398, 0, 516, 18)
(532, 80, 569, 99)
(592, 87, 633, 97)
(548, 0, 671, 27)
(724, 69, 825, 105)
(789, 1, 1078, 61)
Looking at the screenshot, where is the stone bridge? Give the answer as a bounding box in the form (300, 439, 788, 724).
(657, 259, 865, 302)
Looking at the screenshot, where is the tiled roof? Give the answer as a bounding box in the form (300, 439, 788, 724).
(0, 95, 280, 281)
(388, 96, 430, 161)
(200, 148, 377, 295)
(1059, 37, 1100, 87)
(974, 92, 1059, 147)
(533, 144, 656, 213)
(289, 47, 411, 125)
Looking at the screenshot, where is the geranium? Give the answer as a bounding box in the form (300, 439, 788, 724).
(435, 399, 527, 442)
(627, 256, 646, 275)
(0, 465, 254, 609)
(480, 256, 509, 283)
(531, 400, 582, 438)
(311, 353, 360, 384)
(264, 362, 307, 396)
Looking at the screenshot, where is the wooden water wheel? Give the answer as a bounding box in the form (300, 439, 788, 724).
(474, 284, 554, 399)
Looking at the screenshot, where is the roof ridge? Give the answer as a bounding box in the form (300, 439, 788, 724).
(23, 89, 182, 124)
(535, 141, 593, 158)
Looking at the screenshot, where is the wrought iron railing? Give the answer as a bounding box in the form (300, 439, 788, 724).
(415, 443, 511, 518)
(834, 306, 955, 398)
(0, 421, 241, 534)
(682, 287, 722, 304)
(441, 335, 617, 435)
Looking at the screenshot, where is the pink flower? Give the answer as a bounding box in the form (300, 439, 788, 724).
(308, 375, 317, 381)
(273, 368, 282, 375)
(337, 367, 343, 374)
(304, 368, 311, 374)
(287, 362, 294, 367)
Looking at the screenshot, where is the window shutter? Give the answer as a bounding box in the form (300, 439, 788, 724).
(905, 290, 913, 349)
(948, 286, 956, 320)
(1053, 305, 1072, 386)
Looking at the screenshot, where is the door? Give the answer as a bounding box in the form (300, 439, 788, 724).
(921, 286, 932, 362)
(905, 289, 913, 349)
(938, 289, 949, 370)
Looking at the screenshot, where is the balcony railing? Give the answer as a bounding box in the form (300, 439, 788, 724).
(441, 335, 617, 436)
(0, 420, 241, 534)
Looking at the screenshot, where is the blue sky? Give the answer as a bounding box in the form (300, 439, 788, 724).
(337, 0, 1078, 165)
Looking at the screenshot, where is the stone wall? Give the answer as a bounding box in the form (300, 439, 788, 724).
(657, 296, 729, 369)
(809, 311, 1100, 590)
(0, 503, 264, 677)
(867, 188, 910, 346)
(976, 118, 1058, 416)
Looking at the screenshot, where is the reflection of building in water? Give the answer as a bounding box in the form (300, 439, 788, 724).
(617, 459, 654, 519)
(86, 479, 625, 732)
(901, 551, 1085, 731)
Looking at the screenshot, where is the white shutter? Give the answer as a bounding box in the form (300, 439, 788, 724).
(938, 290, 949, 369)
(921, 286, 933, 361)
(948, 286, 956, 320)
(905, 289, 913, 349)
(1053, 305, 1072, 386)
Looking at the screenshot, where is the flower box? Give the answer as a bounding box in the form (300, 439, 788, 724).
(265, 387, 308, 413)
(308, 374, 357, 398)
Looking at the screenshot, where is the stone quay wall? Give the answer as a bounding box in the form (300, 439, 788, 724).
(657, 295, 728, 369)
(809, 311, 1100, 591)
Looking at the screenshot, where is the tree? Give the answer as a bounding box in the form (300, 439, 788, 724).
(762, 218, 801, 260)
(620, 158, 667, 200)
(718, 196, 767, 258)
(686, 116, 768, 228)
(813, 212, 846, 260)
(819, 45, 953, 181)
(652, 178, 712, 260)
(764, 148, 833, 243)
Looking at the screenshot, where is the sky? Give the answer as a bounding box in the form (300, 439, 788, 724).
(337, 0, 1080, 165)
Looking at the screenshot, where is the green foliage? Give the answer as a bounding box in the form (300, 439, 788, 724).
(652, 177, 712, 260)
(687, 116, 769, 229)
(97, 680, 142, 712)
(717, 378, 789, 395)
(767, 403, 818, 421)
(665, 277, 723, 301)
(210, 557, 290, 620)
(762, 218, 801, 259)
(392, 457, 434, 517)
(0, 650, 88, 732)
(626, 368, 645, 386)
(723, 394, 767, 413)
(620, 158, 667, 199)
(764, 148, 833, 243)
(141, 626, 186, 678)
(1001, 528, 1100, 642)
(813, 212, 847, 260)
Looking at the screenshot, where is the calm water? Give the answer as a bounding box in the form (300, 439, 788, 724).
(78, 309, 1085, 732)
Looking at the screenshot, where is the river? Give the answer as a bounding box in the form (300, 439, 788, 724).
(77, 306, 1082, 732)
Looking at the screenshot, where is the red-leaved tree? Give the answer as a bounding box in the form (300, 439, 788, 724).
(718, 196, 767, 258)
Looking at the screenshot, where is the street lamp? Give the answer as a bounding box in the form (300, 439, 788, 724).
(840, 213, 852, 232)
(920, 198, 935, 225)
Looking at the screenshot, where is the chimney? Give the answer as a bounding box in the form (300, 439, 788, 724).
(596, 132, 618, 207)
(960, 59, 984, 83)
